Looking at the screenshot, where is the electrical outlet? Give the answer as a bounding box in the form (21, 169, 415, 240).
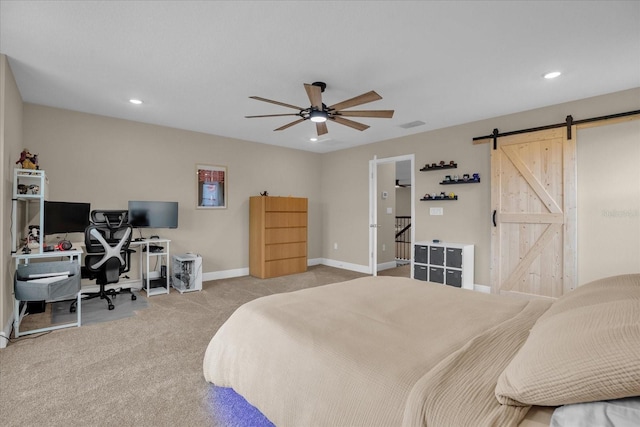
(382, 244, 386, 251)
(334, 243, 338, 250)
(430, 207, 444, 216)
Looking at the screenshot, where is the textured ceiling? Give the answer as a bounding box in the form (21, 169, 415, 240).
(1, 1, 639, 153)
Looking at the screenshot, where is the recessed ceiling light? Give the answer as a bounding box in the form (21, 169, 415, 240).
(310, 137, 318, 142)
(129, 98, 143, 105)
(543, 71, 562, 79)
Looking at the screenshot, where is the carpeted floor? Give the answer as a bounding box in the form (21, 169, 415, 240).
(0, 265, 370, 427)
(51, 291, 148, 327)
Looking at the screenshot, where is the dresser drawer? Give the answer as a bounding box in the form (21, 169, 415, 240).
(265, 212, 308, 228)
(264, 257, 307, 278)
(265, 227, 307, 244)
(265, 197, 308, 212)
(265, 242, 307, 261)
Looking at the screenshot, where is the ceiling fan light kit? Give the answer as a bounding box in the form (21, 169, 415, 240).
(246, 82, 394, 136)
(309, 109, 328, 123)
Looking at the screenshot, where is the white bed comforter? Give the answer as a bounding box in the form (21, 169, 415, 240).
(203, 276, 551, 426)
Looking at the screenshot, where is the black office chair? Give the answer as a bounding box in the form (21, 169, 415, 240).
(73, 210, 136, 311)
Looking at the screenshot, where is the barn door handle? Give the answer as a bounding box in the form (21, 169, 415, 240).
(492, 210, 497, 227)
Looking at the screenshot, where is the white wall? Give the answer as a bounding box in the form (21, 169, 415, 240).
(0, 55, 24, 345)
(321, 88, 640, 285)
(22, 104, 324, 279)
(577, 119, 640, 284)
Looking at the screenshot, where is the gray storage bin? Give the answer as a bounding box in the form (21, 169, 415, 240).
(15, 261, 81, 301)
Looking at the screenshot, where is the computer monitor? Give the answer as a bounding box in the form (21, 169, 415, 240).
(44, 201, 91, 235)
(128, 201, 179, 229)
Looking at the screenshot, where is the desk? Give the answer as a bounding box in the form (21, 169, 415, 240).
(12, 248, 83, 337)
(14, 247, 83, 265)
(130, 239, 171, 296)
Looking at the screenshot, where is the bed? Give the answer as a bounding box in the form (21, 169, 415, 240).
(203, 273, 640, 426)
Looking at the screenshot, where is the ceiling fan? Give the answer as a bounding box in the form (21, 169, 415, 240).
(245, 82, 394, 136)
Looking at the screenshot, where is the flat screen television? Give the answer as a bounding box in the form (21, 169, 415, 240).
(128, 201, 179, 229)
(44, 201, 91, 235)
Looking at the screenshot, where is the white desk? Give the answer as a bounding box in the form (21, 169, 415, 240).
(130, 239, 171, 296)
(12, 248, 84, 337)
(14, 247, 83, 265)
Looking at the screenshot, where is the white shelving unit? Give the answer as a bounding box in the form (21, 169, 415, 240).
(171, 253, 202, 293)
(131, 239, 171, 296)
(413, 241, 474, 290)
(12, 168, 48, 255)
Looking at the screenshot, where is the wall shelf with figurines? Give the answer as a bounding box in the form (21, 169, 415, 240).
(420, 160, 457, 171)
(420, 192, 458, 201)
(440, 173, 480, 185)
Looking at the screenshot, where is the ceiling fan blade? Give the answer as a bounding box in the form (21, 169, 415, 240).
(304, 83, 323, 110)
(245, 113, 300, 118)
(336, 110, 394, 118)
(274, 118, 306, 131)
(329, 90, 382, 111)
(316, 122, 328, 136)
(249, 96, 304, 111)
(330, 116, 370, 131)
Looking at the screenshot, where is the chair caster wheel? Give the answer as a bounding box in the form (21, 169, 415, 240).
(108, 304, 115, 310)
(131, 294, 137, 301)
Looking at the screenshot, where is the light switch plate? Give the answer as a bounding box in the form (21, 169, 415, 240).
(386, 207, 393, 214)
(430, 207, 444, 216)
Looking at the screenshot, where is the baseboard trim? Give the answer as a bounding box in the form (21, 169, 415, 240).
(201, 259, 367, 282)
(1, 311, 14, 349)
(377, 261, 398, 271)
(317, 258, 370, 274)
(202, 267, 249, 282)
(474, 284, 491, 294)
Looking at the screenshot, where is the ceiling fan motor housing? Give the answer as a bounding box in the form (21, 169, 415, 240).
(312, 81, 327, 92)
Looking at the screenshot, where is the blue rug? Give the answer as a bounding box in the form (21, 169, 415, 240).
(209, 386, 274, 427)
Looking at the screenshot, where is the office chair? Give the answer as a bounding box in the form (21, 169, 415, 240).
(72, 210, 135, 311)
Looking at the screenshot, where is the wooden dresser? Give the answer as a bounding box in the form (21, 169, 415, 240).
(249, 196, 308, 279)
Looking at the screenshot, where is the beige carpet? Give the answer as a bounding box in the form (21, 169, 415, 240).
(0, 265, 369, 427)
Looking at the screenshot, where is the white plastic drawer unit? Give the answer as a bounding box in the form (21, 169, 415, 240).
(413, 241, 474, 290)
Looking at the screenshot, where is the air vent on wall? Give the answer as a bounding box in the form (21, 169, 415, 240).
(399, 120, 426, 129)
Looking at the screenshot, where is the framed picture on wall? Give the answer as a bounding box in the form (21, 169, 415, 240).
(196, 164, 227, 209)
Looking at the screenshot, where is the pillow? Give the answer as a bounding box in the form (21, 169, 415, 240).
(550, 396, 640, 427)
(495, 274, 640, 407)
(539, 274, 640, 322)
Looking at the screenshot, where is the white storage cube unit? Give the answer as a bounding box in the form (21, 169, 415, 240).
(413, 241, 474, 290)
(171, 254, 202, 293)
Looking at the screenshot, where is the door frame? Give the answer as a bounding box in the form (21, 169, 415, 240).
(369, 154, 415, 276)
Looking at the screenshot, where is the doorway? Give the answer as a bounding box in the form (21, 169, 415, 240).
(369, 154, 415, 277)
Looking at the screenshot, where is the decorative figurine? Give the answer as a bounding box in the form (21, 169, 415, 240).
(473, 173, 480, 181)
(463, 174, 470, 181)
(15, 149, 39, 170)
(444, 175, 451, 182)
(260, 191, 269, 196)
(449, 192, 456, 199)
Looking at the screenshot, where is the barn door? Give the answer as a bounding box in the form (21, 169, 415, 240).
(491, 127, 577, 299)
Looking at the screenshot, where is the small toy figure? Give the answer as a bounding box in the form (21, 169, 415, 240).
(26, 225, 40, 249)
(15, 149, 39, 170)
